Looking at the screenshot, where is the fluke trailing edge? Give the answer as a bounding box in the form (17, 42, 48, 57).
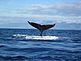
(28, 21, 55, 36)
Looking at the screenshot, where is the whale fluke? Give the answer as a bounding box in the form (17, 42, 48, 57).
(28, 21, 55, 36)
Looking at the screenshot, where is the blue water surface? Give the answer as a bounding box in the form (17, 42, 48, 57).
(0, 29, 81, 61)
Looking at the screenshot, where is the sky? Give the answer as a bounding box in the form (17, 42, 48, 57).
(0, 0, 81, 30)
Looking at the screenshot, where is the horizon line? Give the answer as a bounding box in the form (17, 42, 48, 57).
(0, 28, 81, 30)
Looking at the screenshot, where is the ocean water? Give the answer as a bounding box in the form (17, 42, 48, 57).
(0, 29, 81, 61)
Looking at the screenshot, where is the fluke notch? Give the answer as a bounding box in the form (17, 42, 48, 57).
(28, 21, 55, 36)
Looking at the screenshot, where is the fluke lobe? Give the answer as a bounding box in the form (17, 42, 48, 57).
(28, 21, 55, 36)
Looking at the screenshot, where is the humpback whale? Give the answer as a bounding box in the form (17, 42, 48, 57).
(28, 21, 55, 36)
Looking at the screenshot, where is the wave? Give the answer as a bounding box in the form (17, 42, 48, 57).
(0, 44, 6, 48)
(12, 34, 62, 41)
(0, 55, 28, 60)
(1, 34, 80, 42)
(0, 44, 9, 48)
(0, 55, 62, 60)
(0, 54, 81, 61)
(12, 34, 81, 43)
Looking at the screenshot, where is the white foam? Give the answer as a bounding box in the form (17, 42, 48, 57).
(25, 36, 59, 40)
(13, 34, 59, 40)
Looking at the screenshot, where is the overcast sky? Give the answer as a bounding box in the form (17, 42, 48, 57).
(0, 0, 81, 30)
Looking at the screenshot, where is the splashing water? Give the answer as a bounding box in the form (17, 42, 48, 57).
(13, 34, 59, 40)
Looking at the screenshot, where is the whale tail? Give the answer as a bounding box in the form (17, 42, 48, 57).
(28, 21, 55, 36)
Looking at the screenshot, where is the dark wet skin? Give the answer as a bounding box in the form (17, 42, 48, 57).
(28, 21, 55, 36)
